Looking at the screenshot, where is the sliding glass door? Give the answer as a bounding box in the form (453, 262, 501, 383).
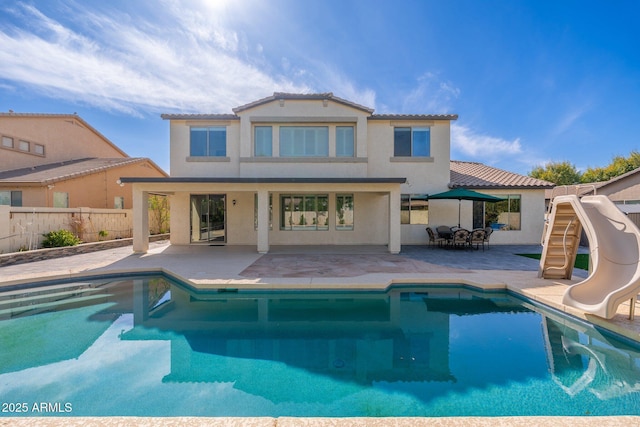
(190, 194, 226, 243)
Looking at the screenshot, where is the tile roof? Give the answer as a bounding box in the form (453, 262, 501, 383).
(450, 160, 555, 189)
(369, 114, 458, 121)
(160, 113, 239, 120)
(232, 92, 375, 114)
(0, 158, 155, 184)
(161, 93, 457, 119)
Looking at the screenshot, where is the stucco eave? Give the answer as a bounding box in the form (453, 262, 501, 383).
(119, 177, 407, 184)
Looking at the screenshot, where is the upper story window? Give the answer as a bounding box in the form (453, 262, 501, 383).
(394, 127, 430, 157)
(254, 126, 272, 157)
(18, 140, 30, 152)
(280, 126, 328, 157)
(336, 126, 354, 157)
(1, 135, 45, 156)
(190, 127, 226, 157)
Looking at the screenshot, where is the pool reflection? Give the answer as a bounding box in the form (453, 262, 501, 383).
(123, 281, 539, 402)
(542, 311, 640, 400)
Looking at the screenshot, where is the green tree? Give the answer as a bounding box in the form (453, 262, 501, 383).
(529, 161, 582, 185)
(581, 151, 640, 183)
(149, 195, 170, 234)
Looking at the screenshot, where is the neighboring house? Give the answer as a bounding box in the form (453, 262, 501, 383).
(0, 113, 167, 208)
(122, 92, 550, 254)
(0, 157, 166, 209)
(546, 167, 640, 229)
(557, 167, 640, 206)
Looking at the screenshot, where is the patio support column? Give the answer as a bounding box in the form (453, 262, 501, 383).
(257, 189, 269, 253)
(388, 188, 401, 254)
(133, 187, 149, 253)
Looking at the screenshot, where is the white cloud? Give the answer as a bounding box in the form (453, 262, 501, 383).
(451, 124, 522, 158)
(551, 103, 592, 137)
(319, 66, 376, 109)
(402, 72, 461, 113)
(0, 1, 311, 115)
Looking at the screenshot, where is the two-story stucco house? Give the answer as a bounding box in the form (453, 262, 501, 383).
(122, 92, 552, 254)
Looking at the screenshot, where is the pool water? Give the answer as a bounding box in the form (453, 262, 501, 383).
(1, 276, 639, 417)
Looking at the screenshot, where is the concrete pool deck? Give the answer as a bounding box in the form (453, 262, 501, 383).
(1, 241, 639, 426)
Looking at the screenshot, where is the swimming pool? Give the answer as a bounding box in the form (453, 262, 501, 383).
(1, 275, 639, 417)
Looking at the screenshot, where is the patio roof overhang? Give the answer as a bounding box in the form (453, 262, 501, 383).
(119, 177, 407, 194)
(119, 177, 407, 184)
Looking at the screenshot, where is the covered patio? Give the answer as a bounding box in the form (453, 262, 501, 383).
(120, 177, 406, 254)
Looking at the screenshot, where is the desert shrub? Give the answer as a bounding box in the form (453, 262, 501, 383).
(42, 229, 81, 248)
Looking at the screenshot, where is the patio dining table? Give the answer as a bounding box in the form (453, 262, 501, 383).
(436, 226, 454, 241)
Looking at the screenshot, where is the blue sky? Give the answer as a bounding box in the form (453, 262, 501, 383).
(1, 0, 639, 175)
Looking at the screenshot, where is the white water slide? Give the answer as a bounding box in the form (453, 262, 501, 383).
(539, 195, 640, 319)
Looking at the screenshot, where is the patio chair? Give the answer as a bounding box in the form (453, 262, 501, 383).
(451, 228, 471, 249)
(484, 226, 494, 249)
(470, 228, 488, 251)
(426, 227, 447, 248)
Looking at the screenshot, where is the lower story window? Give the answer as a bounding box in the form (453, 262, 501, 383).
(114, 196, 125, 209)
(0, 191, 22, 206)
(336, 194, 354, 230)
(401, 194, 429, 224)
(53, 192, 69, 208)
(281, 194, 328, 230)
(485, 194, 521, 230)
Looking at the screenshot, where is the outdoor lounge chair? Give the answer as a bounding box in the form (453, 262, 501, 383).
(451, 228, 471, 249)
(426, 227, 447, 248)
(470, 228, 487, 251)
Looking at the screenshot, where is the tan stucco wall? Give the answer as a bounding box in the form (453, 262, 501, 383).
(169, 119, 241, 177)
(597, 177, 640, 202)
(0, 116, 127, 170)
(366, 120, 451, 195)
(168, 104, 452, 193)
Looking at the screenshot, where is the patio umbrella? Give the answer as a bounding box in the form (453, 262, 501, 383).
(428, 188, 505, 228)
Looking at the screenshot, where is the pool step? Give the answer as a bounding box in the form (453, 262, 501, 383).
(0, 292, 113, 319)
(0, 287, 104, 308)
